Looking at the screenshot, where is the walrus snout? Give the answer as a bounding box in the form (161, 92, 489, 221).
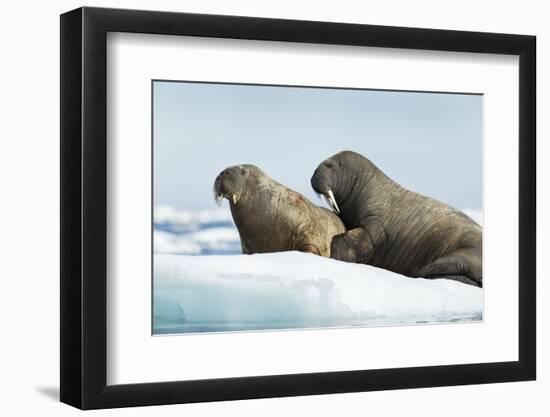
(214, 172, 237, 206)
(213, 165, 253, 206)
(311, 168, 340, 214)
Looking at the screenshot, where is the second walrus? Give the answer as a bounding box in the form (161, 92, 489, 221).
(214, 164, 346, 257)
(311, 151, 482, 287)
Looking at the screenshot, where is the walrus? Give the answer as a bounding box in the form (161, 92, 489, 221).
(213, 164, 346, 257)
(310, 151, 482, 287)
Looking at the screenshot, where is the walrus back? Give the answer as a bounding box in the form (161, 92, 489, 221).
(373, 190, 482, 277)
(230, 171, 346, 257)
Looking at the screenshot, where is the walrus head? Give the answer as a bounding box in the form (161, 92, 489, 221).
(310, 151, 367, 215)
(213, 164, 257, 206)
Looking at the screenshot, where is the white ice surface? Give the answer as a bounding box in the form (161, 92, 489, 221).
(154, 251, 483, 333)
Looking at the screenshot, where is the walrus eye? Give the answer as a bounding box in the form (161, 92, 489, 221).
(240, 168, 248, 175)
(325, 162, 334, 169)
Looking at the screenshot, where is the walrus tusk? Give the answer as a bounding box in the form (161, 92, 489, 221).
(214, 192, 223, 206)
(232, 194, 237, 205)
(324, 189, 340, 214)
(323, 195, 338, 214)
(327, 189, 340, 214)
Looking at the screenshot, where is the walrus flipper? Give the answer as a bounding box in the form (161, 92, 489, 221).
(297, 243, 321, 256)
(427, 275, 480, 287)
(415, 250, 482, 287)
(240, 239, 251, 255)
(330, 228, 376, 263)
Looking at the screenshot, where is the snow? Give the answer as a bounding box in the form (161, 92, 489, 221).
(154, 251, 483, 334)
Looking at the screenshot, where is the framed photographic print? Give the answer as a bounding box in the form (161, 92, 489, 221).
(60, 6, 536, 409)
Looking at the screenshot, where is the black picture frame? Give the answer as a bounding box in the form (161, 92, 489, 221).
(60, 6, 536, 410)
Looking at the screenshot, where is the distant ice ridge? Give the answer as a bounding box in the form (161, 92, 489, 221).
(154, 252, 483, 334)
(154, 230, 201, 255)
(154, 206, 240, 255)
(154, 228, 240, 255)
(154, 206, 233, 229)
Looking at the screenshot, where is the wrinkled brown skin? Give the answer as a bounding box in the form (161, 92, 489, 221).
(311, 151, 483, 287)
(214, 165, 346, 257)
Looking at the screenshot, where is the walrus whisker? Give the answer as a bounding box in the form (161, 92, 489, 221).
(214, 192, 223, 206)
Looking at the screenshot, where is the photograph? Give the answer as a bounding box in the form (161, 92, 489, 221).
(54, 4, 538, 412)
(152, 80, 483, 335)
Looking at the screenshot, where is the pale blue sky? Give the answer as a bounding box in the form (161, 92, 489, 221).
(153, 81, 482, 211)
